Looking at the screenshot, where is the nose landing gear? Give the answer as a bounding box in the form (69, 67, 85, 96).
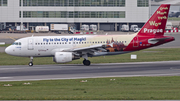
(28, 56, 33, 66)
(28, 62, 33, 66)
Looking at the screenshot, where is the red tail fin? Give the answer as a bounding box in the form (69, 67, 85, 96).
(138, 4, 170, 36)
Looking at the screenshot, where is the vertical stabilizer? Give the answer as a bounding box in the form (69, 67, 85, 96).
(138, 4, 170, 36)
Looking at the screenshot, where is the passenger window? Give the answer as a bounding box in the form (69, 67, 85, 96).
(85, 42, 86, 44)
(54, 43, 56, 44)
(19, 42, 21, 45)
(69, 42, 71, 44)
(73, 42, 75, 44)
(76, 42, 78, 44)
(35, 43, 37, 45)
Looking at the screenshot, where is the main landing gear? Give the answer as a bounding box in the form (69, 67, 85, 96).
(82, 54, 91, 66)
(83, 59, 91, 66)
(28, 56, 33, 66)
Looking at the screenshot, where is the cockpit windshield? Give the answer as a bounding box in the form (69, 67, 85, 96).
(12, 42, 21, 45)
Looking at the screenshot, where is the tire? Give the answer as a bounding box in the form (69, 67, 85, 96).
(28, 62, 33, 66)
(83, 60, 91, 66)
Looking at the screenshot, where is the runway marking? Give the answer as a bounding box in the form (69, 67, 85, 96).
(170, 67, 180, 70)
(7, 37, 16, 41)
(96, 60, 180, 65)
(0, 77, 13, 79)
(0, 68, 21, 70)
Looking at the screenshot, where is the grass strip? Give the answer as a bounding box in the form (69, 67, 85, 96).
(0, 48, 180, 65)
(0, 44, 10, 47)
(0, 76, 180, 100)
(168, 17, 180, 21)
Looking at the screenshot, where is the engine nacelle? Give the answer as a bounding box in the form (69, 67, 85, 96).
(53, 52, 80, 63)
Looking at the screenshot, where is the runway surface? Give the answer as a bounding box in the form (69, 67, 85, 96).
(0, 61, 180, 81)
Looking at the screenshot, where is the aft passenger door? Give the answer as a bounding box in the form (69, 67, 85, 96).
(28, 39, 34, 50)
(133, 37, 139, 47)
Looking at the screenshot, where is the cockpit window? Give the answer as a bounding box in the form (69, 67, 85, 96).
(12, 42, 21, 45)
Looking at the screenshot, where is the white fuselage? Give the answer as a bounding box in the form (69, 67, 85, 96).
(5, 34, 136, 57)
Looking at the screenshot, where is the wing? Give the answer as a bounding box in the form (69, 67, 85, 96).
(63, 43, 114, 56)
(51, 42, 114, 57)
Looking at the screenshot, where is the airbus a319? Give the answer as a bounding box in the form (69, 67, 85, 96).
(5, 4, 174, 66)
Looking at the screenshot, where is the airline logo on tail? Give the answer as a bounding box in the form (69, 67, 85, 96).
(138, 4, 170, 36)
(124, 4, 174, 52)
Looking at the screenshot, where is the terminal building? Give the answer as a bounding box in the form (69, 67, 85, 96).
(0, 0, 150, 31)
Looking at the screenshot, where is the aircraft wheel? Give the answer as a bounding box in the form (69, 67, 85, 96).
(83, 60, 91, 66)
(28, 62, 33, 66)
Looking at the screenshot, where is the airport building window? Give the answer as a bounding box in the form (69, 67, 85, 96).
(20, 0, 125, 7)
(20, 11, 125, 18)
(137, 0, 149, 7)
(0, 0, 7, 6)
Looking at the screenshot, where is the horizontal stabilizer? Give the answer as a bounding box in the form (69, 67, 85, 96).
(148, 37, 171, 44)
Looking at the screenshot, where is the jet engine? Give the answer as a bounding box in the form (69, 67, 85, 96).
(53, 52, 80, 63)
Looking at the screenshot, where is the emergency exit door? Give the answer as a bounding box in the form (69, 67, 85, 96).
(28, 39, 34, 50)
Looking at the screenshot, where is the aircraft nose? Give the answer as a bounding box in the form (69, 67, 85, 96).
(5, 46, 11, 55)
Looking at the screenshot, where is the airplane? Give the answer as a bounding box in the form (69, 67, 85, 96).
(5, 4, 175, 66)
